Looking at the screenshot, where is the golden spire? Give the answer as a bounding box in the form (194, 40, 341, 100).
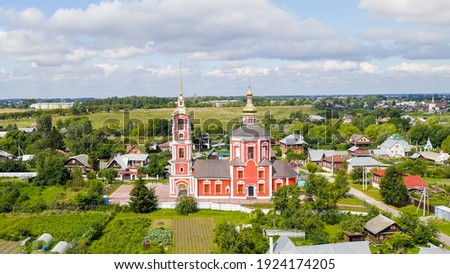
(247, 77, 253, 97)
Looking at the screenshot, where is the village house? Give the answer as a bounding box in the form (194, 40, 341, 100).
(125, 145, 146, 154)
(348, 134, 374, 147)
(346, 157, 390, 173)
(105, 153, 149, 181)
(321, 155, 346, 173)
(64, 154, 92, 173)
(364, 214, 403, 245)
(370, 148, 390, 159)
(371, 169, 427, 190)
(307, 149, 338, 166)
(379, 134, 411, 158)
(347, 146, 371, 157)
(279, 134, 307, 155)
(418, 151, 449, 165)
(342, 114, 354, 124)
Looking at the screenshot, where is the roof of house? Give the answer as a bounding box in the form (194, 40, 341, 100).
(231, 124, 270, 139)
(420, 151, 450, 163)
(229, 158, 244, 166)
(347, 157, 390, 167)
(108, 154, 149, 170)
(272, 160, 298, 178)
(322, 155, 346, 163)
(410, 153, 423, 159)
(158, 141, 170, 148)
(67, 154, 91, 168)
(419, 247, 450, 254)
(280, 134, 307, 146)
(380, 138, 411, 152)
(364, 214, 396, 235)
(349, 134, 368, 142)
(372, 169, 387, 177)
(371, 148, 390, 156)
(259, 158, 272, 166)
(193, 159, 231, 178)
(269, 236, 371, 254)
(403, 175, 427, 189)
(308, 149, 336, 162)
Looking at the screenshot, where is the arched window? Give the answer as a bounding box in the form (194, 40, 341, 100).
(179, 148, 185, 159)
(178, 119, 185, 130)
(215, 181, 222, 194)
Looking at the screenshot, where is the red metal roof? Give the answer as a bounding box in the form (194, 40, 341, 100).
(322, 155, 346, 163)
(372, 169, 387, 177)
(403, 175, 427, 189)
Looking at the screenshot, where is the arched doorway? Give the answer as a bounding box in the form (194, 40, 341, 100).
(177, 183, 188, 196)
(247, 185, 255, 197)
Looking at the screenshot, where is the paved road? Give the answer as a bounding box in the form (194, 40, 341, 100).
(349, 187, 450, 247)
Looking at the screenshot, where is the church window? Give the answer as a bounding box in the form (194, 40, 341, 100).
(258, 182, 265, 193)
(204, 181, 210, 194)
(225, 186, 230, 194)
(178, 119, 185, 130)
(248, 147, 254, 159)
(179, 148, 185, 159)
(215, 181, 222, 194)
(180, 167, 184, 173)
(237, 184, 244, 194)
(237, 170, 244, 179)
(258, 170, 264, 179)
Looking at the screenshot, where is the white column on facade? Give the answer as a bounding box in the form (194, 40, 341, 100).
(230, 166, 234, 198)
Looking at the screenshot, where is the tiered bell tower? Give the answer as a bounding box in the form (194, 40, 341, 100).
(169, 64, 195, 197)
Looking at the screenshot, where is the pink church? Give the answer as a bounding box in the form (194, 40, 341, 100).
(169, 80, 298, 200)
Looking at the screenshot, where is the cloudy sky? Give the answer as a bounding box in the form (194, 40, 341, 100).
(1, 0, 450, 99)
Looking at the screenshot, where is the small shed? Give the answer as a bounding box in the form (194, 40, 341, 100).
(435, 206, 450, 222)
(50, 241, 70, 254)
(343, 231, 364, 242)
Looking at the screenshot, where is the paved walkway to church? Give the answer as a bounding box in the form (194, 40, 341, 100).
(108, 183, 271, 205)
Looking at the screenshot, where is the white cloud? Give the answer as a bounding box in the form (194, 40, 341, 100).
(388, 63, 450, 73)
(0, 0, 366, 64)
(289, 60, 377, 73)
(94, 63, 118, 75)
(360, 0, 450, 24)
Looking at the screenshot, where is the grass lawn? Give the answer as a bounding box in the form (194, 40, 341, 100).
(148, 209, 251, 224)
(337, 205, 369, 213)
(351, 183, 383, 201)
(432, 218, 450, 236)
(338, 197, 365, 206)
(424, 178, 450, 186)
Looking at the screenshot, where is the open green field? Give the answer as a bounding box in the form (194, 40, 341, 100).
(0, 108, 30, 113)
(350, 184, 383, 201)
(0, 105, 317, 129)
(424, 178, 450, 186)
(0, 240, 20, 254)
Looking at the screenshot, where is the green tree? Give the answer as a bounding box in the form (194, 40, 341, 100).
(381, 232, 414, 254)
(36, 114, 52, 136)
(33, 150, 70, 186)
(396, 213, 438, 245)
(379, 166, 410, 207)
(442, 135, 450, 154)
(270, 185, 300, 215)
(175, 195, 198, 215)
(351, 167, 363, 183)
(213, 222, 241, 253)
(129, 179, 158, 213)
(339, 123, 360, 139)
(339, 215, 365, 234)
(304, 174, 346, 211)
(98, 168, 118, 184)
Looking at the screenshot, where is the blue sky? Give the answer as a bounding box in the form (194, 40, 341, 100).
(1, 0, 450, 98)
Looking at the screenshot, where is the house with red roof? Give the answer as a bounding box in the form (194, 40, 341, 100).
(371, 169, 427, 190)
(321, 155, 346, 173)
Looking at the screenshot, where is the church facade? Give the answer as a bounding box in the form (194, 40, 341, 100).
(169, 80, 298, 199)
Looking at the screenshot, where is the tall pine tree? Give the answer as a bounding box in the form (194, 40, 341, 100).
(379, 166, 410, 207)
(129, 179, 158, 213)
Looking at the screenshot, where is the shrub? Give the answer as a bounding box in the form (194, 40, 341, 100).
(175, 195, 198, 215)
